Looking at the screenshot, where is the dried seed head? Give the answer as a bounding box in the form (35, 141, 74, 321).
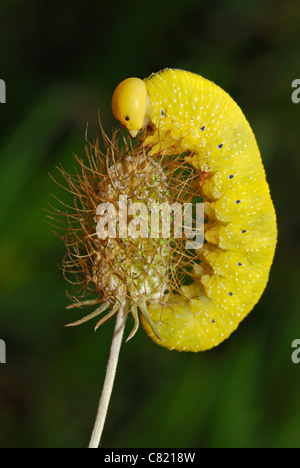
(92, 152, 171, 312)
(49, 125, 203, 340)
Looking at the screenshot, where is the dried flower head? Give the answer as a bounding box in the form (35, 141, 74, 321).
(49, 124, 203, 342)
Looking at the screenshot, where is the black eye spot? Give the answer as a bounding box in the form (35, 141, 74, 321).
(235, 200, 241, 204)
(217, 143, 224, 149)
(210, 318, 215, 324)
(161, 109, 165, 116)
(237, 262, 243, 266)
(228, 292, 234, 296)
(241, 230, 247, 234)
(200, 125, 206, 132)
(228, 174, 234, 179)
(125, 116, 130, 121)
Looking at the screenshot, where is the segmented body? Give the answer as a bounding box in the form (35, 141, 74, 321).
(140, 68, 277, 351)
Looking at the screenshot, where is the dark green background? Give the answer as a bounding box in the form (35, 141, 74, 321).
(1, 0, 299, 448)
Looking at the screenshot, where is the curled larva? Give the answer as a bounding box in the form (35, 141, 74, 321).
(112, 68, 277, 352)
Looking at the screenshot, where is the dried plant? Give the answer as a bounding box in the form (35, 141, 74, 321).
(48, 123, 204, 447)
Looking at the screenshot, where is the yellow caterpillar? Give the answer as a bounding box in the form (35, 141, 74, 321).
(112, 68, 277, 352)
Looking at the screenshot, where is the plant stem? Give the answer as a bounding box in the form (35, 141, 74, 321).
(88, 299, 129, 448)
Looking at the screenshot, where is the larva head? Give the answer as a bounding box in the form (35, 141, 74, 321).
(112, 78, 148, 138)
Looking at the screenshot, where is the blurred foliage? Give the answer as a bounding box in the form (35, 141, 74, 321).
(0, 0, 299, 448)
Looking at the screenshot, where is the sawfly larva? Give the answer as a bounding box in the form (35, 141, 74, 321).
(111, 68, 277, 352)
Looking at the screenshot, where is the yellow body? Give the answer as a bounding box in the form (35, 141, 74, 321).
(112, 68, 277, 351)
